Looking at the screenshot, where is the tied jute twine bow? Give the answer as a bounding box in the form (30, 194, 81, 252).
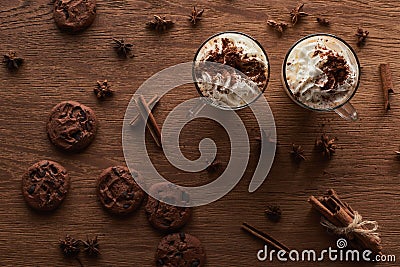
(320, 211, 380, 239)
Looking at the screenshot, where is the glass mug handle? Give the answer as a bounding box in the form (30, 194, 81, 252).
(334, 102, 358, 121)
(187, 99, 207, 119)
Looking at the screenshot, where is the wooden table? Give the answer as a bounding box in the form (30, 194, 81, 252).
(0, 0, 399, 266)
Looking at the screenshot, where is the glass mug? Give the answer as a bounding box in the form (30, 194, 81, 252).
(281, 33, 361, 121)
(189, 31, 270, 117)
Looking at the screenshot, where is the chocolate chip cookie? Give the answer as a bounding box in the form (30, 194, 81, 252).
(145, 182, 192, 232)
(97, 166, 145, 215)
(147, 182, 191, 206)
(54, 0, 97, 33)
(21, 160, 70, 211)
(47, 101, 98, 152)
(145, 196, 192, 232)
(155, 233, 206, 267)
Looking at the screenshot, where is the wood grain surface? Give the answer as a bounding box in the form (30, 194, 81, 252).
(1, 0, 399, 266)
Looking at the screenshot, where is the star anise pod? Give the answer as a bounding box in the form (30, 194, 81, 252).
(255, 130, 277, 156)
(188, 6, 204, 25)
(316, 17, 330, 26)
(255, 130, 277, 148)
(82, 236, 100, 257)
(265, 205, 282, 222)
(355, 28, 369, 47)
(59, 235, 81, 257)
(267, 20, 288, 35)
(315, 134, 337, 159)
(290, 143, 306, 162)
(146, 15, 174, 32)
(112, 38, 134, 58)
(290, 3, 309, 25)
(206, 159, 221, 173)
(3, 50, 24, 70)
(94, 80, 113, 99)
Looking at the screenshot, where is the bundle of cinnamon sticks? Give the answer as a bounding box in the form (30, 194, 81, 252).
(308, 189, 382, 255)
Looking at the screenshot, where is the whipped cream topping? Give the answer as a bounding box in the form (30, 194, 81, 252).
(195, 33, 269, 109)
(285, 36, 359, 110)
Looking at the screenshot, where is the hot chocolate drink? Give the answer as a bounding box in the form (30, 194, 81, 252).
(194, 32, 269, 109)
(283, 34, 360, 110)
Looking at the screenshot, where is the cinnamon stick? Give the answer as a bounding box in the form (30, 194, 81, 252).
(135, 95, 162, 147)
(130, 95, 160, 126)
(241, 222, 290, 253)
(327, 189, 355, 217)
(327, 189, 372, 238)
(333, 206, 382, 254)
(309, 190, 382, 255)
(380, 63, 394, 111)
(308, 196, 341, 226)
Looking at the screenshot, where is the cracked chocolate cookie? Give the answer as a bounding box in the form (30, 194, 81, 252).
(147, 182, 192, 206)
(47, 101, 98, 152)
(54, 0, 97, 33)
(145, 182, 192, 232)
(97, 166, 145, 215)
(145, 196, 192, 232)
(21, 160, 70, 211)
(155, 232, 206, 267)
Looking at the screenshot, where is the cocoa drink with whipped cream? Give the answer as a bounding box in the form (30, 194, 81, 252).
(194, 32, 270, 109)
(282, 34, 360, 111)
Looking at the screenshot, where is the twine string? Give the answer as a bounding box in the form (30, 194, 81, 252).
(320, 211, 380, 238)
